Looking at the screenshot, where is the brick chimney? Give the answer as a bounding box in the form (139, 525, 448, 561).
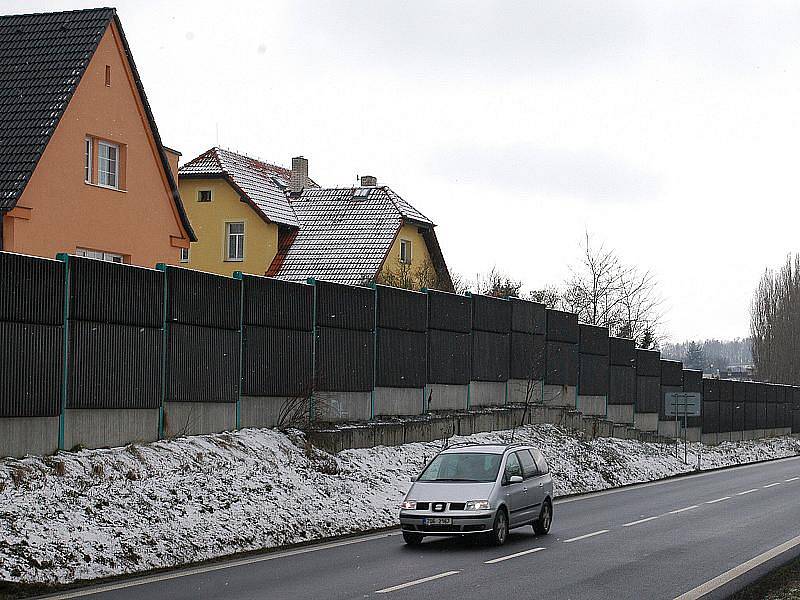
(290, 156, 309, 193)
(360, 175, 377, 187)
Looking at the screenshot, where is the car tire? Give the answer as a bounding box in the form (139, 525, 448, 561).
(403, 532, 424, 546)
(487, 508, 509, 546)
(533, 500, 552, 535)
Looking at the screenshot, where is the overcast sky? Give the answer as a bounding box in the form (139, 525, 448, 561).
(10, 0, 800, 341)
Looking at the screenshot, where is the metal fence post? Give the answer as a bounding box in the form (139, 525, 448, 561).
(233, 271, 244, 430)
(155, 263, 168, 440)
(56, 253, 70, 451)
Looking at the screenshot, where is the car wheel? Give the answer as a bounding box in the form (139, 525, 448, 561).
(403, 532, 424, 546)
(488, 508, 509, 546)
(533, 500, 552, 535)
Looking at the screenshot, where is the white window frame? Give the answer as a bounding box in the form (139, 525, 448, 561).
(225, 222, 245, 262)
(198, 189, 213, 202)
(97, 140, 119, 189)
(399, 239, 412, 264)
(84, 138, 92, 183)
(180, 247, 189, 263)
(76, 248, 124, 263)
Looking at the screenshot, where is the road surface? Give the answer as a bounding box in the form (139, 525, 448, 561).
(39, 455, 800, 600)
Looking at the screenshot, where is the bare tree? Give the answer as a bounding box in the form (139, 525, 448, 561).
(378, 258, 442, 291)
(528, 286, 561, 309)
(468, 266, 524, 298)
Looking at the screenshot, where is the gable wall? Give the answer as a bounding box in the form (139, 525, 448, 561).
(379, 223, 435, 288)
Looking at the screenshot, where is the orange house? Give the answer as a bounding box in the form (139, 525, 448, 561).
(0, 8, 195, 265)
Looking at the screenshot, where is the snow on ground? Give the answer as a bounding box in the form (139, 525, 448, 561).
(0, 425, 798, 586)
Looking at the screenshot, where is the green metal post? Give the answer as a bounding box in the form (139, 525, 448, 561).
(307, 278, 317, 424)
(56, 253, 70, 451)
(233, 271, 244, 429)
(155, 262, 168, 440)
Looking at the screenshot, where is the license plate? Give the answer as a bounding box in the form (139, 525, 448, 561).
(423, 517, 452, 525)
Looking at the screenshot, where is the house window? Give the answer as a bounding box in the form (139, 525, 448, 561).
(76, 248, 124, 263)
(84, 138, 92, 182)
(400, 239, 412, 264)
(198, 189, 213, 202)
(180, 247, 189, 263)
(226, 222, 244, 261)
(97, 141, 119, 188)
(105, 65, 111, 87)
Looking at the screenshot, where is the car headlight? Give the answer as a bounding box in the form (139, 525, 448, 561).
(464, 500, 491, 511)
(401, 500, 417, 510)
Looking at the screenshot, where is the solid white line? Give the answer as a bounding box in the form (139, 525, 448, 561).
(38, 531, 401, 599)
(764, 482, 782, 488)
(736, 489, 759, 496)
(705, 496, 731, 504)
(563, 529, 609, 543)
(668, 505, 699, 515)
(375, 571, 460, 594)
(484, 547, 545, 564)
(785, 477, 799, 482)
(623, 516, 659, 527)
(673, 533, 800, 600)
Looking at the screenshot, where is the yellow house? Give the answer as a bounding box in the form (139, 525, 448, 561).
(178, 148, 453, 291)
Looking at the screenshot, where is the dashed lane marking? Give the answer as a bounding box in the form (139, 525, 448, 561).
(563, 530, 609, 543)
(736, 489, 759, 496)
(764, 482, 782, 488)
(705, 496, 731, 504)
(785, 477, 799, 482)
(375, 571, 461, 594)
(668, 505, 699, 515)
(484, 547, 545, 564)
(623, 516, 659, 527)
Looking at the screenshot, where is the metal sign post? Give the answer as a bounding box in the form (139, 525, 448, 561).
(665, 392, 702, 466)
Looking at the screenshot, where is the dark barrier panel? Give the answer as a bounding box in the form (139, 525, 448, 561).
(636, 349, 661, 377)
(315, 280, 374, 331)
(718, 380, 733, 433)
(702, 379, 719, 434)
(316, 327, 374, 392)
(766, 385, 778, 429)
(428, 329, 471, 385)
(510, 298, 545, 335)
(683, 370, 703, 428)
(0, 252, 64, 325)
(166, 267, 240, 330)
(166, 324, 240, 402)
(756, 383, 768, 430)
(546, 309, 578, 344)
(610, 337, 635, 367)
(794, 387, 800, 411)
(636, 376, 660, 413)
(579, 354, 609, 396)
(376, 286, 427, 332)
(472, 295, 511, 334)
(744, 383, 758, 431)
(795, 409, 800, 434)
(70, 258, 162, 328)
(546, 341, 578, 386)
(0, 322, 62, 417)
(579, 324, 609, 357)
(376, 329, 426, 388)
(510, 332, 545, 381)
(242, 276, 313, 331)
(242, 327, 314, 396)
(68, 321, 161, 409)
(609, 365, 635, 405)
(471, 330, 510, 382)
(733, 382, 746, 433)
(659, 360, 683, 419)
(427, 290, 470, 333)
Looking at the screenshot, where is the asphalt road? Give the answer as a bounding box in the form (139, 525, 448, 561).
(40, 456, 800, 600)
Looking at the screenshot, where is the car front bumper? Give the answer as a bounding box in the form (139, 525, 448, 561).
(399, 511, 495, 535)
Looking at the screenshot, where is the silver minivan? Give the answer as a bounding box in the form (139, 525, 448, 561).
(399, 443, 554, 546)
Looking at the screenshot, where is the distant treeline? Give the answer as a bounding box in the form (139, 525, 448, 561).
(660, 338, 752, 372)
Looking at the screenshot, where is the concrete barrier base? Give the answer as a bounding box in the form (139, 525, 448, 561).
(314, 391, 372, 422)
(543, 385, 576, 408)
(64, 408, 159, 450)
(424, 384, 468, 412)
(606, 404, 634, 425)
(634, 412, 658, 432)
(468, 381, 506, 408)
(730, 431, 743, 441)
(685, 426, 701, 442)
(612, 424, 629, 439)
(373, 387, 424, 417)
(507, 379, 543, 404)
(752, 429, 765, 440)
(240, 396, 289, 429)
(164, 402, 236, 437)
(701, 433, 718, 445)
(0, 416, 59, 458)
(658, 420, 682, 439)
(578, 395, 607, 417)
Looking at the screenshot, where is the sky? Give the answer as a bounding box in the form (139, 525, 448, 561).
(7, 0, 800, 341)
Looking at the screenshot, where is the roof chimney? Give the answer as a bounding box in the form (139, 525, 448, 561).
(290, 156, 309, 193)
(360, 175, 377, 187)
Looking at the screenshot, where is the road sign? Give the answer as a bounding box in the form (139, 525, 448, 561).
(664, 392, 702, 416)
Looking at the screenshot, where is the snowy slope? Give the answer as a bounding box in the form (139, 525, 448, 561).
(0, 425, 797, 586)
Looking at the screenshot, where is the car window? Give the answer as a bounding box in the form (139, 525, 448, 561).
(417, 452, 502, 483)
(517, 450, 539, 479)
(504, 452, 522, 480)
(531, 449, 549, 474)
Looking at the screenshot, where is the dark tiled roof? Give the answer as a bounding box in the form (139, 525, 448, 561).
(267, 186, 434, 285)
(0, 7, 195, 240)
(179, 147, 301, 227)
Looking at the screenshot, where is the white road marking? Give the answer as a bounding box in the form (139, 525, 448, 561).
(563, 529, 609, 543)
(38, 530, 401, 599)
(673, 533, 800, 600)
(484, 547, 545, 564)
(705, 496, 731, 504)
(736, 488, 759, 496)
(375, 571, 460, 594)
(623, 516, 659, 527)
(763, 482, 782, 488)
(668, 505, 699, 515)
(785, 477, 799, 482)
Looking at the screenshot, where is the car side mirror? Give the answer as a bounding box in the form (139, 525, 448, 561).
(509, 475, 523, 484)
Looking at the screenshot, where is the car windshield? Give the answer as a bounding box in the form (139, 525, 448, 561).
(417, 452, 502, 483)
